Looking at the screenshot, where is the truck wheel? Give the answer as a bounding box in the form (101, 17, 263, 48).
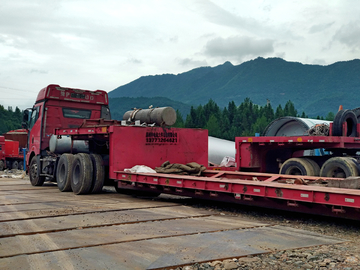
(279, 158, 316, 176)
(332, 110, 358, 137)
(71, 153, 93, 195)
(0, 160, 4, 171)
(11, 161, 19, 170)
(90, 154, 105, 194)
(56, 154, 74, 192)
(320, 157, 359, 178)
(29, 156, 46, 186)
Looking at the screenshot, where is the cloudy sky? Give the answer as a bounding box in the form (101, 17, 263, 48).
(1, 0, 359, 110)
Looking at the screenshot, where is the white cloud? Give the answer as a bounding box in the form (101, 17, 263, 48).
(204, 36, 274, 60)
(333, 21, 360, 51)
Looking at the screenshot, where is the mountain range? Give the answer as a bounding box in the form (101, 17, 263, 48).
(109, 57, 360, 118)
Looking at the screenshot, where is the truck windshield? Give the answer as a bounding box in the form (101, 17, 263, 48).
(62, 108, 91, 119)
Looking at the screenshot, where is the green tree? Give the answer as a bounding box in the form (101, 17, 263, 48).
(205, 114, 221, 137)
(185, 106, 196, 128)
(173, 109, 185, 128)
(0, 105, 22, 134)
(325, 112, 335, 121)
(275, 104, 284, 118)
(252, 115, 268, 135)
(283, 100, 297, 116)
(227, 101, 237, 125)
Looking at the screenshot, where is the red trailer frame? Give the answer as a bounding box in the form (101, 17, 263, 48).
(114, 170, 360, 220)
(235, 135, 360, 173)
(56, 122, 360, 220)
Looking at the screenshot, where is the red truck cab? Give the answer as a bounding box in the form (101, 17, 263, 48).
(23, 84, 110, 185)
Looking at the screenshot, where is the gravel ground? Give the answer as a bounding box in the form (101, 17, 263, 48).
(173, 199, 360, 270)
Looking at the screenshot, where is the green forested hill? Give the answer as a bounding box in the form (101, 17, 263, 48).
(109, 57, 360, 117)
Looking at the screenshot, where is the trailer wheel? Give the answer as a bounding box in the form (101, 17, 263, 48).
(71, 153, 93, 195)
(320, 157, 359, 178)
(18, 162, 24, 170)
(56, 154, 74, 192)
(303, 158, 320, 176)
(11, 161, 18, 170)
(90, 154, 105, 194)
(0, 160, 4, 171)
(29, 156, 45, 186)
(332, 110, 358, 137)
(279, 158, 317, 176)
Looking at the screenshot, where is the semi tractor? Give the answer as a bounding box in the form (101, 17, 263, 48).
(22, 84, 360, 220)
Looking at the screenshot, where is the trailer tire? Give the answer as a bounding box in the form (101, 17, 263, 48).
(29, 156, 45, 186)
(11, 161, 18, 170)
(18, 161, 23, 170)
(0, 160, 4, 171)
(332, 110, 358, 137)
(90, 154, 105, 194)
(71, 153, 93, 195)
(304, 158, 320, 176)
(320, 157, 359, 178)
(279, 158, 317, 176)
(56, 154, 74, 192)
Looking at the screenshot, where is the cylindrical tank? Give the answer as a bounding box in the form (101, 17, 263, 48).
(263, 117, 332, 136)
(49, 135, 89, 154)
(208, 136, 235, 165)
(123, 107, 177, 126)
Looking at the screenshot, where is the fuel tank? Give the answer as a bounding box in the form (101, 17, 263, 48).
(123, 107, 177, 126)
(49, 135, 89, 154)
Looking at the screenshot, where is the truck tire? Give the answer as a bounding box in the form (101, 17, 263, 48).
(29, 156, 46, 186)
(90, 154, 105, 194)
(320, 157, 359, 178)
(71, 153, 93, 195)
(0, 160, 4, 171)
(11, 161, 18, 170)
(56, 154, 74, 192)
(279, 158, 317, 176)
(332, 110, 358, 137)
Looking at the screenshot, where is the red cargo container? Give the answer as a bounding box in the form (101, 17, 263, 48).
(0, 136, 24, 170)
(5, 140, 19, 157)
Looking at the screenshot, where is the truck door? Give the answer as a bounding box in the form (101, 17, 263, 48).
(28, 105, 42, 156)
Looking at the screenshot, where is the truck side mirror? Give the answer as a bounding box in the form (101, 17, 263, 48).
(22, 110, 30, 129)
(22, 121, 28, 129)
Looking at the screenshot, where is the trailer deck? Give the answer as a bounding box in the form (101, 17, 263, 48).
(115, 170, 360, 220)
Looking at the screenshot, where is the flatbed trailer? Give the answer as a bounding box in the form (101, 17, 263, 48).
(55, 120, 360, 220)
